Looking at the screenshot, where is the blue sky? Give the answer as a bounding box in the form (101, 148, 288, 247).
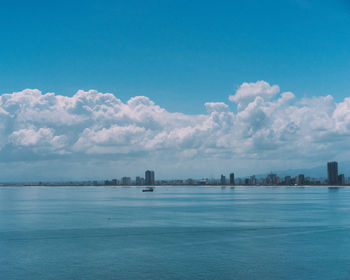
(0, 0, 349, 114)
(1, 0, 350, 181)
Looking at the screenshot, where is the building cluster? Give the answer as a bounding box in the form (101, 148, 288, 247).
(104, 170, 155, 186)
(202, 162, 345, 186)
(58, 161, 347, 187)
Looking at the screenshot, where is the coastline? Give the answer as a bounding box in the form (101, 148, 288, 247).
(0, 184, 347, 188)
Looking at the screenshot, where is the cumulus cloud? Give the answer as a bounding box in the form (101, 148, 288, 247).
(204, 102, 229, 113)
(229, 80, 280, 111)
(0, 81, 349, 179)
(9, 127, 66, 148)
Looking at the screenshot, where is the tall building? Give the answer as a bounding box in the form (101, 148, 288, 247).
(297, 174, 305, 185)
(284, 176, 291, 185)
(121, 177, 131, 186)
(220, 174, 226, 185)
(338, 174, 345, 185)
(145, 170, 155, 185)
(135, 176, 142, 185)
(266, 173, 277, 185)
(327, 161, 338, 185)
(229, 173, 235, 185)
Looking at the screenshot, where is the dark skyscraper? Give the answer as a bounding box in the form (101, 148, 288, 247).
(327, 161, 338, 185)
(230, 173, 235, 185)
(145, 170, 155, 185)
(220, 174, 226, 185)
(297, 174, 305, 185)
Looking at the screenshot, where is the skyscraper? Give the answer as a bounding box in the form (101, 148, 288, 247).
(327, 161, 338, 185)
(145, 170, 155, 185)
(338, 174, 345, 185)
(297, 174, 305, 185)
(229, 173, 235, 185)
(284, 176, 291, 185)
(220, 174, 226, 185)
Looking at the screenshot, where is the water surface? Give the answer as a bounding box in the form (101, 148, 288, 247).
(1, 186, 350, 279)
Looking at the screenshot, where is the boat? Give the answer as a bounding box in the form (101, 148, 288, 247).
(142, 187, 154, 192)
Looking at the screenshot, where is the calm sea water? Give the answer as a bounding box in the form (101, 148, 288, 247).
(1, 186, 350, 280)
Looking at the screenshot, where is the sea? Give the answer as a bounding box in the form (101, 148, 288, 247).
(1, 186, 350, 280)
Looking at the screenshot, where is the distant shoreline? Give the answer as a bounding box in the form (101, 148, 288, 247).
(0, 184, 347, 188)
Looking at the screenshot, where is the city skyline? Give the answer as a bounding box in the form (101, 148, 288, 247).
(7, 161, 348, 186)
(104, 161, 347, 186)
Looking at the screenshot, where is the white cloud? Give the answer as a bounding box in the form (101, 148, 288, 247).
(229, 80, 280, 111)
(204, 102, 229, 113)
(0, 81, 350, 179)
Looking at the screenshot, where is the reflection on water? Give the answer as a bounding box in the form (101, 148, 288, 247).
(328, 186, 342, 191)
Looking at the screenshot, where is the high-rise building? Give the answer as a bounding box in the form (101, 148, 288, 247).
(229, 173, 235, 185)
(305, 177, 311, 185)
(284, 176, 291, 185)
(338, 174, 345, 185)
(297, 174, 305, 185)
(266, 173, 277, 185)
(135, 176, 142, 185)
(327, 161, 338, 185)
(121, 177, 131, 186)
(220, 174, 226, 185)
(145, 170, 155, 185)
(249, 175, 256, 185)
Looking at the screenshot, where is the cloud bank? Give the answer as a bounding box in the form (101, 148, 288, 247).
(0, 81, 349, 180)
